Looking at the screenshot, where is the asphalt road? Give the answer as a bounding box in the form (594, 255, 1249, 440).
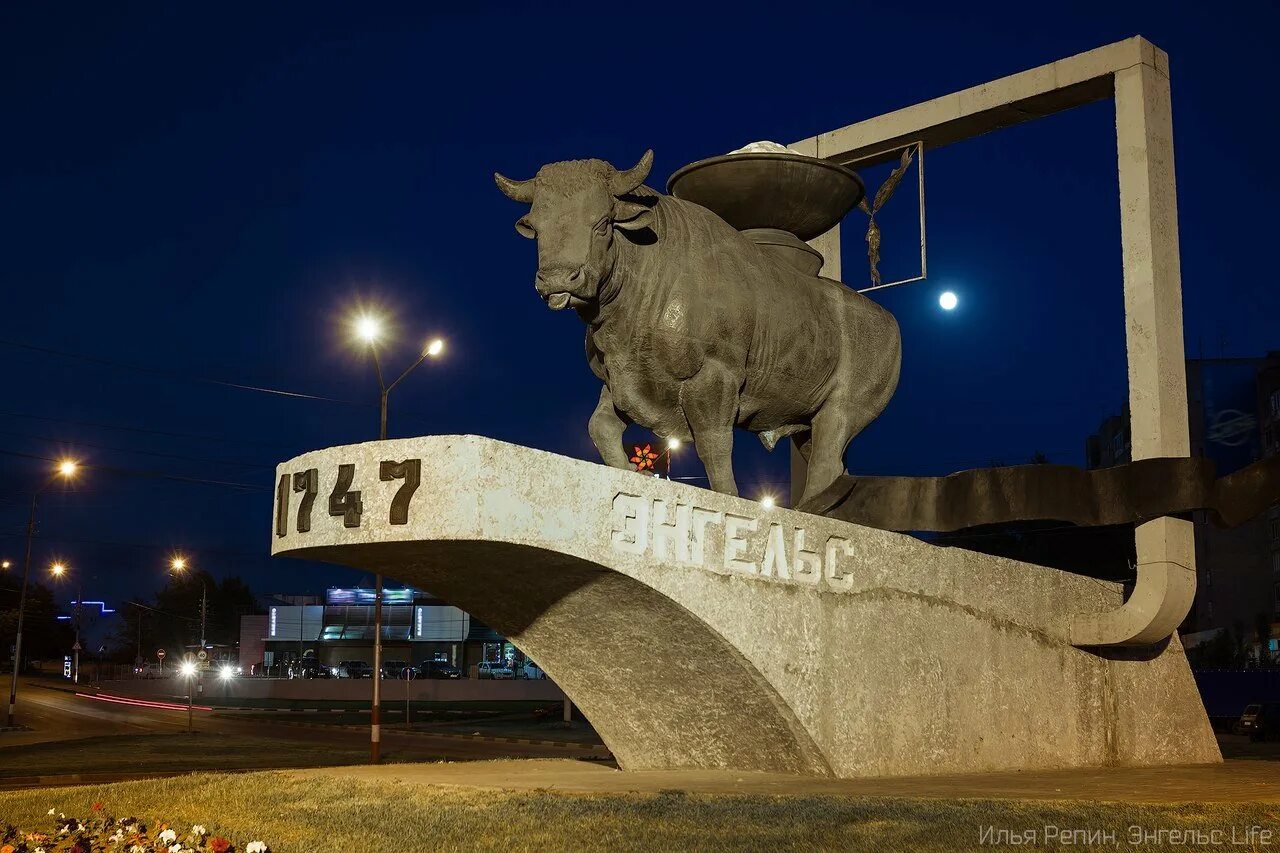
(0, 678, 605, 764)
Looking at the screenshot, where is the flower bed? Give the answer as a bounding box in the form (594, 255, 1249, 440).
(3, 804, 270, 853)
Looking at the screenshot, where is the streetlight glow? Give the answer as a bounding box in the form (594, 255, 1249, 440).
(1, 561, 10, 570)
(760, 495, 776, 510)
(50, 562, 66, 577)
(424, 338, 445, 358)
(170, 556, 187, 572)
(354, 314, 383, 344)
(219, 665, 235, 680)
(57, 460, 78, 477)
(180, 660, 197, 677)
(667, 438, 681, 450)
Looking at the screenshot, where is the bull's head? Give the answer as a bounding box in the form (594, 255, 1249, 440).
(494, 150, 654, 310)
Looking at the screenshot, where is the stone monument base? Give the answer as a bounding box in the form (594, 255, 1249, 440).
(272, 435, 1220, 779)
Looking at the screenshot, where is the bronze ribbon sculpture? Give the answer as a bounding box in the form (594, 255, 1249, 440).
(807, 454, 1280, 532)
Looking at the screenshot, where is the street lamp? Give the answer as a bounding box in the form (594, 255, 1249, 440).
(6, 459, 80, 727)
(47, 562, 82, 684)
(169, 555, 206, 651)
(349, 310, 446, 764)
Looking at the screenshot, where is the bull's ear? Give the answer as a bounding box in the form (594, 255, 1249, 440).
(613, 199, 654, 231)
(515, 215, 536, 239)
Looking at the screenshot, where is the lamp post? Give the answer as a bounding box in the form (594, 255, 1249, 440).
(170, 556, 206, 697)
(49, 562, 82, 684)
(179, 659, 196, 733)
(169, 556, 206, 650)
(351, 312, 444, 763)
(6, 460, 79, 727)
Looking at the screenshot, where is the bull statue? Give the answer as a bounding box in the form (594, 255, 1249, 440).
(495, 150, 901, 511)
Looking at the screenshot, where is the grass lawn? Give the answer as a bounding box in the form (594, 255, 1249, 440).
(1, 771, 1278, 852)
(0, 733, 371, 779)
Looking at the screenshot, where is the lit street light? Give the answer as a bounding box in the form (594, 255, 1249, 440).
(761, 495, 777, 510)
(170, 555, 208, 701)
(47, 561, 83, 684)
(179, 659, 196, 732)
(349, 308, 446, 765)
(169, 555, 206, 651)
(6, 459, 80, 728)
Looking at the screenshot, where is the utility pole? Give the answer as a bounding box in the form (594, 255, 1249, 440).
(7, 494, 38, 726)
(72, 581, 82, 685)
(7, 460, 79, 727)
(350, 315, 444, 764)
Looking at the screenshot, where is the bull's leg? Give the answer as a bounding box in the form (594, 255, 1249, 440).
(795, 403, 865, 512)
(681, 364, 740, 496)
(589, 385, 632, 470)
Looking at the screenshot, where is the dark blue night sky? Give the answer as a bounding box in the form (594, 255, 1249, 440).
(2, 2, 1277, 610)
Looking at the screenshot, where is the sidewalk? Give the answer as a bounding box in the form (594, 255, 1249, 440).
(289, 757, 1280, 803)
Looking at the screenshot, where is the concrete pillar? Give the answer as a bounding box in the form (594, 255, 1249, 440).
(1070, 51, 1196, 646)
(788, 138, 842, 505)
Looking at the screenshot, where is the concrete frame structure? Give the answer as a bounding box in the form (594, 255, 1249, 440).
(791, 37, 1193, 647)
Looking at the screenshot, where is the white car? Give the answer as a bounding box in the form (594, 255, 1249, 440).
(477, 661, 514, 679)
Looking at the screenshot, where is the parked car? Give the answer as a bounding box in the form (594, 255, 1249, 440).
(287, 658, 331, 679)
(1236, 702, 1280, 741)
(420, 661, 463, 679)
(332, 660, 373, 678)
(382, 660, 411, 679)
(477, 661, 514, 680)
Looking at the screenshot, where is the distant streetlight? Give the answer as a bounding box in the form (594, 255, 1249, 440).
(760, 495, 777, 510)
(47, 561, 82, 684)
(6, 459, 81, 727)
(169, 555, 207, 651)
(348, 307, 447, 765)
(662, 438, 681, 479)
(2, 560, 11, 570)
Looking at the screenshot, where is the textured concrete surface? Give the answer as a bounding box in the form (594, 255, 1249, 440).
(290, 757, 1280, 804)
(273, 435, 1219, 779)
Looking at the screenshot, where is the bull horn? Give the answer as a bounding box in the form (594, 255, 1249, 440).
(611, 149, 653, 196)
(494, 172, 535, 203)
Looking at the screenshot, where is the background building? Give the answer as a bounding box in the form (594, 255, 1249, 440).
(1085, 353, 1280, 664)
(240, 586, 526, 675)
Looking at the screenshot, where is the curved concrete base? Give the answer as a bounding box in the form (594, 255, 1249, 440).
(272, 435, 1219, 779)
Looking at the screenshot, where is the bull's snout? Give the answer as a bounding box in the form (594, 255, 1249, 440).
(535, 266, 586, 310)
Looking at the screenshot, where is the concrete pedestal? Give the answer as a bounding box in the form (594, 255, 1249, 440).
(273, 435, 1219, 779)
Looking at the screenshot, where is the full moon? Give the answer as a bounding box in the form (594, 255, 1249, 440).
(939, 291, 958, 311)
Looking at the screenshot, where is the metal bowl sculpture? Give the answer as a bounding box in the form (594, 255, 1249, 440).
(666, 153, 864, 242)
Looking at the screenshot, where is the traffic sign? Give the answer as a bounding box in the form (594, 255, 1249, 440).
(157, 649, 166, 659)
(72, 642, 81, 652)
(197, 650, 208, 661)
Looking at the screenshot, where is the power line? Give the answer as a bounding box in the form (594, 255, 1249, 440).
(0, 338, 364, 406)
(0, 529, 279, 565)
(0, 428, 273, 471)
(0, 409, 297, 452)
(0, 448, 270, 493)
